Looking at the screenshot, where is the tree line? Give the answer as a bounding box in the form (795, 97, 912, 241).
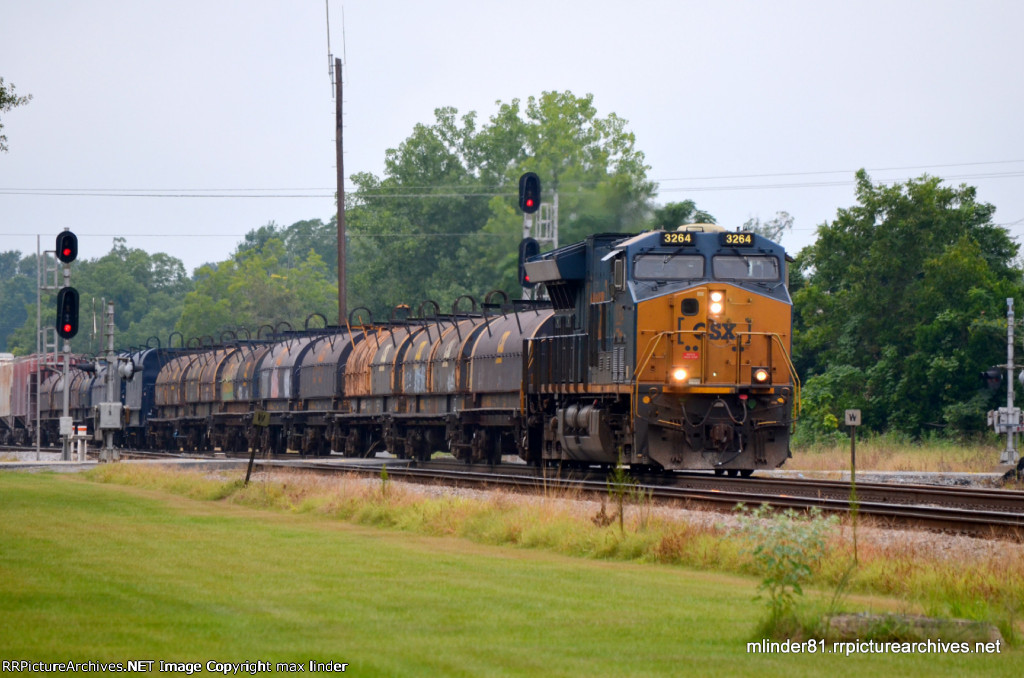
(0, 91, 1018, 441)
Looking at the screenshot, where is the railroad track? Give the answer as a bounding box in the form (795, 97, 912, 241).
(256, 459, 1024, 538)
(9, 448, 1024, 537)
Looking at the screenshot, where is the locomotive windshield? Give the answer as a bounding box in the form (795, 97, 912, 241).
(712, 255, 780, 281)
(633, 254, 704, 280)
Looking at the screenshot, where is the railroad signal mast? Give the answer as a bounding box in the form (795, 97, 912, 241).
(518, 172, 557, 300)
(986, 298, 1022, 467)
(39, 229, 80, 460)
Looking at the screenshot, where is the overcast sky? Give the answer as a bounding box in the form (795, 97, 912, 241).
(2, 0, 1023, 275)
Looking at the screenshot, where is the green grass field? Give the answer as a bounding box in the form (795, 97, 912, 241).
(0, 471, 1018, 676)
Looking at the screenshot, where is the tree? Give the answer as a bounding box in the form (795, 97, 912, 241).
(177, 238, 336, 340)
(651, 200, 716, 230)
(234, 219, 338, 277)
(347, 91, 657, 316)
(743, 211, 794, 242)
(0, 252, 37, 353)
(1, 241, 193, 355)
(793, 170, 1021, 438)
(0, 77, 32, 152)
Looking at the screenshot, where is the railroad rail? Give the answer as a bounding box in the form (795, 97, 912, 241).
(254, 458, 1024, 538)
(6, 447, 1024, 537)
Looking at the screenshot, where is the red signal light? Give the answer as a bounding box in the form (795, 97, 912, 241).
(55, 286, 79, 339)
(518, 172, 541, 214)
(518, 237, 540, 288)
(55, 231, 78, 264)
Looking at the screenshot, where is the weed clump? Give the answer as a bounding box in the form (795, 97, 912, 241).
(733, 504, 839, 635)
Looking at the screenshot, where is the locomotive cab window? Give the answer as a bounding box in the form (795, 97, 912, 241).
(633, 254, 704, 281)
(712, 255, 780, 281)
(613, 256, 626, 291)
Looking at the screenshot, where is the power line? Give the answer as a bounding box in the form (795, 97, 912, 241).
(656, 158, 1024, 183)
(0, 231, 506, 238)
(2, 160, 1023, 199)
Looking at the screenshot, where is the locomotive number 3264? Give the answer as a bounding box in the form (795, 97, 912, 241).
(722, 232, 754, 246)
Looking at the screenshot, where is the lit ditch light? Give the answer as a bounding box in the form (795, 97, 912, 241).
(752, 367, 771, 384)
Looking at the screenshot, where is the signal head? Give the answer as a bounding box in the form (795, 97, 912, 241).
(518, 237, 541, 288)
(982, 367, 1003, 390)
(55, 230, 78, 264)
(55, 286, 80, 339)
(518, 172, 541, 214)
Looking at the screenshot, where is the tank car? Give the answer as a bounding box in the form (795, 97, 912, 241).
(121, 347, 180, 448)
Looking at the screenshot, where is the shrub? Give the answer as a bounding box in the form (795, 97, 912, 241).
(733, 504, 839, 630)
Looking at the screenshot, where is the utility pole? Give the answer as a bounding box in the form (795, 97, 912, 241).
(35, 236, 42, 460)
(326, 0, 346, 323)
(334, 56, 346, 324)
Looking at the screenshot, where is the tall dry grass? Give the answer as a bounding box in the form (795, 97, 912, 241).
(790, 436, 1004, 473)
(85, 464, 1024, 642)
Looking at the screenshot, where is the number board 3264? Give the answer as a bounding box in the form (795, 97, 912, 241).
(720, 232, 755, 247)
(660, 231, 696, 246)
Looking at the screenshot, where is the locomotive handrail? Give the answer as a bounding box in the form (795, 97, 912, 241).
(630, 329, 800, 422)
(731, 332, 801, 416)
(631, 330, 700, 421)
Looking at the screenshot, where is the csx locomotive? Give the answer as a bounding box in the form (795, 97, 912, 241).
(0, 224, 797, 473)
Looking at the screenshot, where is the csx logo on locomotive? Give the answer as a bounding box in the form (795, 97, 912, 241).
(676, 317, 753, 343)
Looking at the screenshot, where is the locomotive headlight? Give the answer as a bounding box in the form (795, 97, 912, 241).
(672, 367, 688, 382)
(752, 367, 771, 384)
(709, 291, 724, 315)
